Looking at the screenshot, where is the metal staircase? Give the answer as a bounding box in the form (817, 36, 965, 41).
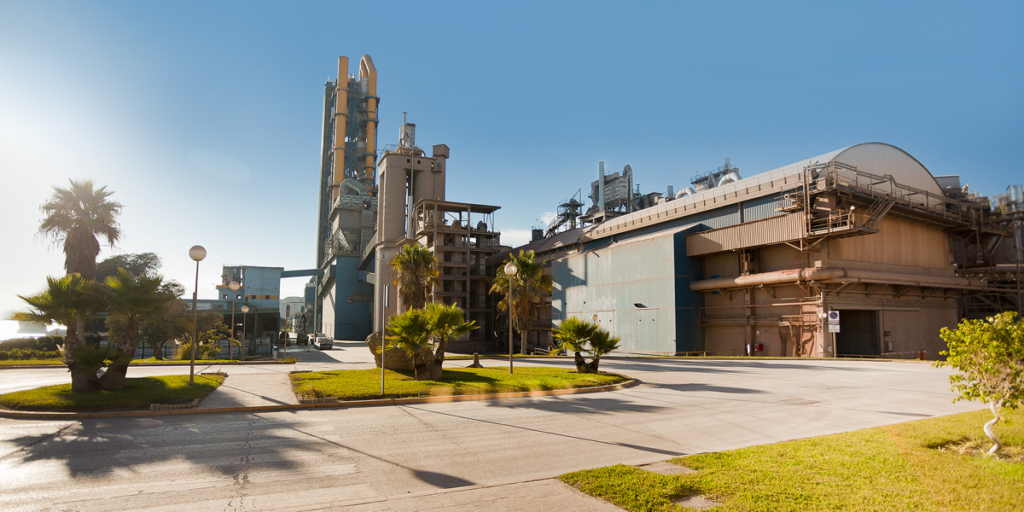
(862, 194, 897, 230)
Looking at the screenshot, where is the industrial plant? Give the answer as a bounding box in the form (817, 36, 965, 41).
(311, 54, 1023, 360)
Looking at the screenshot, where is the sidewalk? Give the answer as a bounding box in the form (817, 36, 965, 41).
(198, 365, 299, 409)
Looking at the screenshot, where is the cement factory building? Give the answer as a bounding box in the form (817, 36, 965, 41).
(312, 54, 1021, 359)
(506, 143, 1022, 359)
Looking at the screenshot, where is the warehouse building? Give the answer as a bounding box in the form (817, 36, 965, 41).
(506, 143, 1022, 359)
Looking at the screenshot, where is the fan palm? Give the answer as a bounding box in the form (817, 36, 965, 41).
(423, 302, 479, 379)
(9, 274, 105, 391)
(38, 179, 122, 280)
(585, 328, 621, 374)
(389, 244, 439, 312)
(490, 250, 553, 354)
(101, 268, 175, 389)
(384, 309, 434, 380)
(553, 316, 600, 373)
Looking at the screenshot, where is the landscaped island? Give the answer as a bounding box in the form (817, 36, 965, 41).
(290, 366, 629, 401)
(0, 374, 224, 412)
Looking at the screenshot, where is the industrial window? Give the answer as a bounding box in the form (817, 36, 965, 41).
(223, 294, 228, 299)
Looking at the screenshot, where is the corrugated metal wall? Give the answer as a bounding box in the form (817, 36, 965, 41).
(828, 216, 950, 270)
(552, 234, 679, 354)
(741, 193, 786, 223)
(685, 213, 806, 256)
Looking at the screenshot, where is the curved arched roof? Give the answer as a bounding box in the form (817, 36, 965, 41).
(800, 142, 942, 195)
(581, 142, 941, 239)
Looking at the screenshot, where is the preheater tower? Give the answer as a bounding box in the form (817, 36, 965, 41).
(317, 55, 379, 267)
(314, 55, 379, 340)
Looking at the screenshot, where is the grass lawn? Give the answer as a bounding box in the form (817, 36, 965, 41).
(290, 366, 628, 400)
(0, 359, 64, 366)
(0, 358, 263, 368)
(0, 374, 225, 412)
(560, 408, 1024, 512)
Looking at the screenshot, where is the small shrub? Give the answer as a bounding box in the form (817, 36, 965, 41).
(0, 348, 62, 360)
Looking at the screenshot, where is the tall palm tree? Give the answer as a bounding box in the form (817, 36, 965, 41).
(384, 308, 434, 380)
(423, 302, 478, 380)
(490, 250, 553, 354)
(389, 243, 439, 312)
(101, 268, 175, 389)
(9, 274, 105, 391)
(553, 316, 599, 373)
(38, 179, 123, 281)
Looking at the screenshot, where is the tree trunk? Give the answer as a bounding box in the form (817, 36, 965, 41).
(425, 361, 444, 381)
(984, 401, 1004, 455)
(99, 363, 128, 390)
(428, 338, 446, 381)
(69, 363, 101, 392)
(414, 364, 433, 381)
(588, 356, 601, 374)
(574, 352, 587, 373)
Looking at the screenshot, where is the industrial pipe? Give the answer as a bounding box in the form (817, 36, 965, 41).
(332, 56, 349, 203)
(676, 186, 697, 198)
(360, 55, 377, 183)
(690, 267, 986, 292)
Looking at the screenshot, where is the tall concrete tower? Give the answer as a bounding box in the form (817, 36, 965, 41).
(314, 55, 379, 340)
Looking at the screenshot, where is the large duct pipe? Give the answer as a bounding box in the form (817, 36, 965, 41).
(598, 161, 605, 211)
(718, 172, 741, 186)
(690, 267, 986, 292)
(676, 186, 697, 198)
(359, 55, 377, 185)
(332, 56, 350, 202)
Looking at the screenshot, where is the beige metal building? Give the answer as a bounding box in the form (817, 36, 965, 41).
(510, 142, 1020, 359)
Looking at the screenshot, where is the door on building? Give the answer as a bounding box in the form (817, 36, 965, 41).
(834, 310, 880, 357)
(636, 309, 658, 354)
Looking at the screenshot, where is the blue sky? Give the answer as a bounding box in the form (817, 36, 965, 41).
(1, 0, 1022, 334)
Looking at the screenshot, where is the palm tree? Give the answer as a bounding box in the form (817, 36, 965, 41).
(384, 309, 434, 380)
(101, 268, 176, 389)
(38, 179, 123, 280)
(490, 250, 553, 354)
(389, 244, 439, 312)
(553, 316, 599, 373)
(585, 328, 621, 374)
(9, 274, 105, 391)
(423, 302, 479, 380)
(552, 316, 620, 373)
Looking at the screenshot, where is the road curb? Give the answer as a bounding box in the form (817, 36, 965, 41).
(0, 376, 638, 420)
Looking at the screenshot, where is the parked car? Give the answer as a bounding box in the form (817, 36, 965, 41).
(313, 334, 332, 350)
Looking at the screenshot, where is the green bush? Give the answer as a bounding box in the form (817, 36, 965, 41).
(0, 348, 62, 360)
(0, 336, 60, 351)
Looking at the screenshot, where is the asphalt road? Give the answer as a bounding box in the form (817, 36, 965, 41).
(0, 357, 981, 511)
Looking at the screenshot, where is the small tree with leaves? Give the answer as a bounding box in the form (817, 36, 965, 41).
(934, 312, 1024, 455)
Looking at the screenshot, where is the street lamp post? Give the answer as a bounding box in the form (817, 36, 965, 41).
(188, 245, 207, 386)
(504, 261, 518, 374)
(229, 281, 240, 360)
(241, 305, 249, 362)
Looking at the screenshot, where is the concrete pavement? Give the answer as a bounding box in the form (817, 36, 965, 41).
(0, 355, 984, 511)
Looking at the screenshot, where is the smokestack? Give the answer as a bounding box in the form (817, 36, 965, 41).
(624, 164, 633, 213)
(598, 161, 605, 212)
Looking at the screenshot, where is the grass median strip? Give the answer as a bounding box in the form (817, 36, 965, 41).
(0, 374, 225, 412)
(290, 366, 628, 400)
(560, 408, 1024, 511)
